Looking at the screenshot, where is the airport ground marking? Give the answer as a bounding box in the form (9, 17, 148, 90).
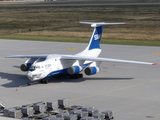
(66, 48, 78, 50)
(147, 113, 160, 118)
(152, 113, 160, 117)
(70, 79, 160, 102)
(152, 52, 160, 54)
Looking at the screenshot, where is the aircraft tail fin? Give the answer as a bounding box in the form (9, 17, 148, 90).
(77, 22, 129, 57)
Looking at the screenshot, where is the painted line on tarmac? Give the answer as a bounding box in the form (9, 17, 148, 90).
(70, 79, 160, 102)
(147, 113, 160, 118)
(66, 48, 78, 50)
(152, 52, 160, 54)
(153, 113, 160, 117)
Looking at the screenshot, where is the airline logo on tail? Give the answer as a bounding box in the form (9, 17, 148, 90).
(94, 34, 101, 40)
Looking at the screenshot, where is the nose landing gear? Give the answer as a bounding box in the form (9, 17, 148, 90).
(40, 79, 48, 84)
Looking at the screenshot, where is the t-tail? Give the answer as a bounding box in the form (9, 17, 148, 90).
(76, 22, 129, 57)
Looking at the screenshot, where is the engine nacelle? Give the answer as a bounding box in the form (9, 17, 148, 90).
(20, 63, 31, 72)
(67, 66, 82, 75)
(84, 67, 100, 75)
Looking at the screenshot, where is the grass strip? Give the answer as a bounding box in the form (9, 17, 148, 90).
(0, 34, 159, 46)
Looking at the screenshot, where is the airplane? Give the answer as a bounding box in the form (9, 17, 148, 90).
(6, 22, 157, 83)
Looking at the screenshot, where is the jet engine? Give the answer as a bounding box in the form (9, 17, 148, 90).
(67, 66, 82, 75)
(84, 66, 100, 75)
(20, 63, 31, 72)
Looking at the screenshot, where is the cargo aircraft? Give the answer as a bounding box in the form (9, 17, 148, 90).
(6, 22, 157, 83)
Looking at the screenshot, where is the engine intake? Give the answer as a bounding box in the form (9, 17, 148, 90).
(84, 67, 100, 75)
(20, 64, 30, 72)
(67, 66, 82, 75)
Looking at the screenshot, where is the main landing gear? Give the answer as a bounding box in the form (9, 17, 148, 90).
(69, 74, 83, 79)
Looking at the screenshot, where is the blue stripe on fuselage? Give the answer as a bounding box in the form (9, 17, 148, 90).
(45, 62, 93, 78)
(46, 68, 68, 78)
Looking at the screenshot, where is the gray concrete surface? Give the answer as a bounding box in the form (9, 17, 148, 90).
(0, 39, 160, 120)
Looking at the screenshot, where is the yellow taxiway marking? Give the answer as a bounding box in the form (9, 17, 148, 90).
(66, 48, 78, 50)
(147, 113, 160, 118)
(70, 79, 160, 102)
(152, 52, 160, 54)
(151, 113, 160, 117)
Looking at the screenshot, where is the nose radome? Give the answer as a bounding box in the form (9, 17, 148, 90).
(27, 71, 33, 80)
(27, 71, 42, 81)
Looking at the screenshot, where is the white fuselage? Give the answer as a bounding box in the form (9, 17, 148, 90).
(26, 52, 102, 81)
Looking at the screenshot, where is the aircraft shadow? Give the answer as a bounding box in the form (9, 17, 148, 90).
(48, 76, 133, 83)
(13, 66, 20, 69)
(0, 72, 133, 88)
(0, 72, 30, 88)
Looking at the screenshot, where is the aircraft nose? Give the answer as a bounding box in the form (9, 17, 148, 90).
(27, 71, 42, 81)
(27, 71, 33, 80)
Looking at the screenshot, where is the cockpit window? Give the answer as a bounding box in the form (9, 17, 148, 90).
(29, 65, 40, 71)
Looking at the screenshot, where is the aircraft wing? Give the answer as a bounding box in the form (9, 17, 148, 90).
(61, 55, 157, 65)
(6, 54, 157, 65)
(6, 54, 48, 58)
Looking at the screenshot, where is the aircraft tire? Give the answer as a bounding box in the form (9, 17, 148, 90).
(40, 79, 48, 84)
(78, 74, 83, 78)
(70, 74, 83, 79)
(70, 75, 78, 79)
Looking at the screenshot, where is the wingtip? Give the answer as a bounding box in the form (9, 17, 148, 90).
(125, 22, 130, 24)
(152, 63, 158, 65)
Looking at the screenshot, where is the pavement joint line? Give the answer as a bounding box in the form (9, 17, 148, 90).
(70, 79, 160, 102)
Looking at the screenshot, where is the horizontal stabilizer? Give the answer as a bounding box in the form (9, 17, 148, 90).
(80, 22, 129, 27)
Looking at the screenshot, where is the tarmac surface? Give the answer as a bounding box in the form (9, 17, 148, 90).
(0, 39, 160, 120)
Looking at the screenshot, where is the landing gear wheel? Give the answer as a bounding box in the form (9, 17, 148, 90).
(70, 74, 83, 79)
(40, 79, 48, 84)
(78, 74, 83, 78)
